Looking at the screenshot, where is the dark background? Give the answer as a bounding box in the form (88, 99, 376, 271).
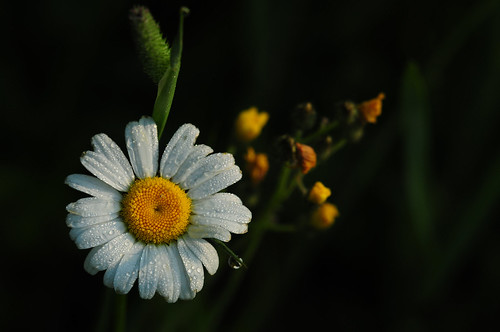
(1, 0, 499, 331)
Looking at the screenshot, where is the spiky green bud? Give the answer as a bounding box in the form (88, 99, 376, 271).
(129, 6, 171, 83)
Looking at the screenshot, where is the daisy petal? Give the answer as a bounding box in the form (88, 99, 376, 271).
(188, 166, 242, 200)
(103, 260, 120, 288)
(81, 151, 133, 192)
(68, 226, 88, 241)
(84, 246, 102, 275)
(166, 243, 194, 300)
(192, 194, 252, 224)
(177, 237, 204, 294)
(156, 246, 175, 302)
(73, 220, 127, 249)
(88, 233, 135, 271)
(65, 174, 122, 201)
(180, 153, 235, 189)
(201, 192, 243, 204)
(66, 213, 120, 228)
(183, 236, 219, 275)
(187, 224, 232, 242)
(126, 117, 159, 179)
(66, 197, 121, 217)
(160, 124, 200, 179)
(171, 144, 213, 184)
(114, 241, 145, 295)
(138, 244, 161, 299)
(91, 133, 135, 185)
(190, 215, 248, 234)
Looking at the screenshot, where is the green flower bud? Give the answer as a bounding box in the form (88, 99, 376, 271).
(130, 6, 171, 83)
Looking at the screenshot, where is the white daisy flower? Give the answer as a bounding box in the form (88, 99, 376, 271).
(65, 117, 251, 302)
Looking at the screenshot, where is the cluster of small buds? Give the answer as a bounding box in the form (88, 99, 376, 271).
(283, 95, 383, 230)
(232, 93, 384, 232)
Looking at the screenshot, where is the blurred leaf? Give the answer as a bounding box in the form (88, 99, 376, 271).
(425, 153, 500, 297)
(426, 0, 500, 85)
(400, 61, 435, 251)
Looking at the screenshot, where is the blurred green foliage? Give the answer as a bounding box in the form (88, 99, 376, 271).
(1, 0, 499, 331)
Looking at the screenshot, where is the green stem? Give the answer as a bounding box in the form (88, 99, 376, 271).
(204, 165, 294, 330)
(114, 294, 127, 332)
(212, 238, 247, 269)
(300, 121, 339, 144)
(294, 172, 307, 196)
(330, 138, 347, 154)
(257, 166, 293, 229)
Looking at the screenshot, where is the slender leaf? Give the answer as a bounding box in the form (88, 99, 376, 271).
(152, 7, 189, 138)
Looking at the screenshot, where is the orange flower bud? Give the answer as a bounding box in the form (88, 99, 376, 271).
(358, 93, 385, 124)
(308, 181, 331, 205)
(295, 143, 317, 174)
(311, 203, 339, 229)
(234, 107, 269, 141)
(244, 147, 269, 185)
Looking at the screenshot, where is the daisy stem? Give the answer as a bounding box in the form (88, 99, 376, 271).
(114, 294, 127, 332)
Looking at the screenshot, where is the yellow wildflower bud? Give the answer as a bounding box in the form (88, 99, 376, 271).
(244, 147, 269, 185)
(308, 182, 331, 205)
(311, 203, 339, 229)
(295, 142, 317, 174)
(235, 107, 269, 142)
(358, 93, 385, 124)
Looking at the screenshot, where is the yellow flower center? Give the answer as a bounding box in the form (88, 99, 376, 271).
(121, 177, 192, 244)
